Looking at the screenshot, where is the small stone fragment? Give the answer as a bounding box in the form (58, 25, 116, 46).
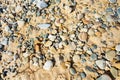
(97, 74, 112, 80)
(17, 20, 25, 28)
(78, 32, 88, 42)
(115, 44, 120, 51)
(80, 72, 86, 79)
(117, 7, 120, 18)
(48, 35, 56, 41)
(15, 5, 22, 13)
(38, 23, 51, 29)
(109, 0, 117, 3)
(95, 60, 106, 69)
(90, 53, 97, 61)
(44, 41, 52, 47)
(43, 60, 53, 70)
(36, 0, 48, 9)
(69, 67, 77, 75)
(105, 51, 116, 61)
(73, 54, 80, 62)
(110, 67, 118, 78)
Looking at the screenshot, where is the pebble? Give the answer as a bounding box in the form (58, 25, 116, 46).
(97, 74, 112, 80)
(48, 34, 56, 41)
(36, 0, 48, 9)
(37, 23, 51, 29)
(105, 51, 116, 61)
(117, 7, 120, 18)
(80, 72, 86, 79)
(17, 20, 25, 28)
(15, 5, 22, 13)
(109, 0, 117, 3)
(110, 67, 118, 78)
(73, 54, 80, 62)
(44, 41, 52, 47)
(1, 37, 8, 46)
(95, 60, 106, 69)
(43, 60, 53, 70)
(78, 32, 88, 42)
(69, 67, 77, 75)
(115, 44, 120, 51)
(90, 53, 97, 61)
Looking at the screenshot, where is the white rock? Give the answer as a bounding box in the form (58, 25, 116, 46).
(35, 0, 48, 9)
(15, 5, 22, 13)
(23, 52, 30, 58)
(73, 54, 80, 62)
(115, 44, 120, 51)
(38, 23, 51, 29)
(1, 37, 8, 45)
(48, 35, 56, 41)
(109, 0, 116, 3)
(97, 74, 112, 80)
(95, 60, 106, 69)
(43, 60, 53, 70)
(17, 20, 25, 28)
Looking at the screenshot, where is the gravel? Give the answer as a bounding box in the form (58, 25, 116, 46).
(43, 60, 53, 70)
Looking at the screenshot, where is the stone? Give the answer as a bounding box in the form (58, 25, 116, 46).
(90, 53, 97, 61)
(97, 74, 112, 80)
(73, 54, 80, 62)
(95, 60, 106, 69)
(80, 72, 86, 79)
(110, 67, 118, 78)
(78, 32, 88, 42)
(105, 51, 116, 61)
(17, 20, 25, 28)
(15, 5, 22, 13)
(115, 44, 120, 51)
(109, 0, 117, 3)
(44, 41, 52, 47)
(1, 37, 8, 45)
(69, 67, 77, 75)
(35, 0, 48, 9)
(117, 7, 120, 18)
(43, 60, 53, 70)
(37, 23, 51, 29)
(48, 35, 56, 41)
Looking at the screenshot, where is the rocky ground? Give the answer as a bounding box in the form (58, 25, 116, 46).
(0, 0, 120, 80)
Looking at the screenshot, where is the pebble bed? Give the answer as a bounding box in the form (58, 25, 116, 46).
(0, 0, 120, 80)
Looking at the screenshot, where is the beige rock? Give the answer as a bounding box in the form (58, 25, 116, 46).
(44, 41, 52, 47)
(78, 32, 88, 42)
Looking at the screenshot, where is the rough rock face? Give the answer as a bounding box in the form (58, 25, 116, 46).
(1, 0, 120, 80)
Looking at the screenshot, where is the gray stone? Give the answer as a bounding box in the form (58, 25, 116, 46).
(115, 44, 120, 51)
(43, 60, 53, 70)
(38, 23, 51, 29)
(90, 53, 97, 61)
(97, 74, 112, 80)
(110, 67, 118, 78)
(95, 60, 106, 69)
(1, 37, 8, 46)
(80, 72, 86, 79)
(109, 0, 117, 3)
(69, 67, 77, 75)
(117, 7, 120, 18)
(36, 0, 48, 9)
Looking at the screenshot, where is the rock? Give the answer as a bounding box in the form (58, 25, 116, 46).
(117, 7, 120, 18)
(44, 41, 52, 47)
(105, 51, 116, 61)
(15, 5, 22, 13)
(95, 60, 106, 69)
(1, 37, 8, 45)
(73, 54, 80, 62)
(78, 32, 88, 42)
(115, 44, 120, 51)
(109, 0, 117, 3)
(17, 20, 25, 28)
(110, 67, 118, 78)
(69, 67, 77, 75)
(80, 72, 86, 79)
(43, 60, 53, 70)
(48, 35, 56, 41)
(97, 74, 112, 80)
(35, 0, 48, 9)
(37, 23, 51, 29)
(90, 53, 98, 61)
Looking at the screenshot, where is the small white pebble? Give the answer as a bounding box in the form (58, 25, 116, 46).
(115, 44, 120, 51)
(43, 60, 53, 70)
